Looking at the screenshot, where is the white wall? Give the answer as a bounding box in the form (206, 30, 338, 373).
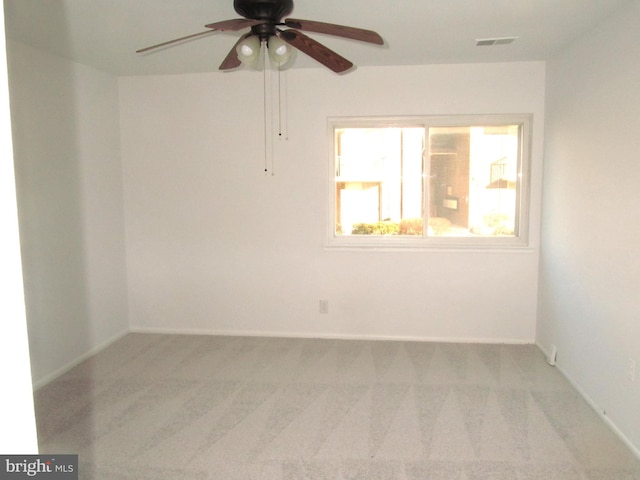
(119, 61, 545, 342)
(538, 0, 640, 453)
(7, 42, 129, 387)
(0, 9, 38, 453)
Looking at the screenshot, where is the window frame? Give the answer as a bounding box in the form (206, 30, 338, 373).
(326, 114, 533, 251)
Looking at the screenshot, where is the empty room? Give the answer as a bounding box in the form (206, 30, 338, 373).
(1, 0, 639, 478)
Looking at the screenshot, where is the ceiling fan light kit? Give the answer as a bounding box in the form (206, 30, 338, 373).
(137, 0, 384, 73)
(234, 35, 294, 70)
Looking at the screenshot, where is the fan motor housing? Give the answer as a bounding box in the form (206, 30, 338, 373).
(234, 0, 294, 21)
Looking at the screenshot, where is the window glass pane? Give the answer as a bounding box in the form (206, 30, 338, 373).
(427, 125, 520, 237)
(335, 127, 424, 236)
(330, 117, 528, 247)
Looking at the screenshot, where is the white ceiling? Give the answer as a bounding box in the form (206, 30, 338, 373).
(4, 0, 631, 76)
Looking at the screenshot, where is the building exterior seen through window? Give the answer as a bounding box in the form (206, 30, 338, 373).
(332, 116, 529, 247)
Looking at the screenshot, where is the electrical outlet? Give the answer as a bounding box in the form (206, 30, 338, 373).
(319, 300, 329, 314)
(628, 358, 637, 383)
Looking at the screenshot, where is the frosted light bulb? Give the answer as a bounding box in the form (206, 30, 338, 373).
(236, 36, 262, 69)
(268, 36, 293, 66)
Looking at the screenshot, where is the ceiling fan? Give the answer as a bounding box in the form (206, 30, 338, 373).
(137, 0, 384, 73)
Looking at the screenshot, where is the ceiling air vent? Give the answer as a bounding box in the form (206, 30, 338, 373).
(475, 36, 518, 46)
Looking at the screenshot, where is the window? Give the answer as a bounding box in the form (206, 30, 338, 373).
(329, 115, 531, 249)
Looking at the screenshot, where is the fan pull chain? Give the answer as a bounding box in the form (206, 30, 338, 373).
(277, 66, 289, 141)
(277, 66, 283, 138)
(263, 47, 268, 174)
(269, 63, 276, 176)
(259, 46, 280, 176)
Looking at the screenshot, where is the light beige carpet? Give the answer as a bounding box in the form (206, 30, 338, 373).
(34, 333, 640, 479)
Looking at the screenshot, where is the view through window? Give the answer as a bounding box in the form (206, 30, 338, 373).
(332, 117, 529, 246)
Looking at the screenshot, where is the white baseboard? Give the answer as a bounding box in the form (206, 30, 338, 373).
(535, 341, 640, 462)
(33, 329, 129, 390)
(129, 325, 534, 345)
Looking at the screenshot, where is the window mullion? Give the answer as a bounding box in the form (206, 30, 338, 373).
(422, 126, 430, 238)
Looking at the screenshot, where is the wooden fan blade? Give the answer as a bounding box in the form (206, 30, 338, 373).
(279, 29, 353, 73)
(284, 18, 383, 45)
(219, 33, 253, 70)
(205, 18, 265, 31)
(136, 30, 216, 53)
